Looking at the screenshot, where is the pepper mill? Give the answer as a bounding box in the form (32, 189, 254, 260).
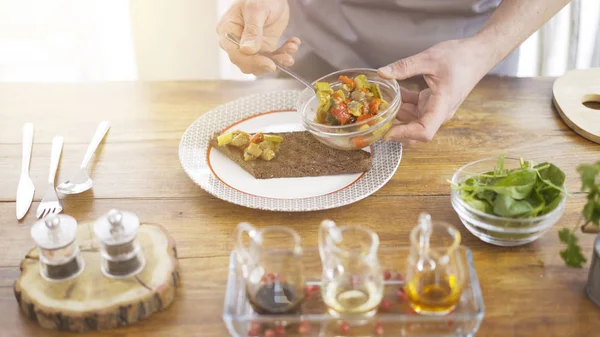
(94, 209, 145, 278)
(30, 214, 85, 282)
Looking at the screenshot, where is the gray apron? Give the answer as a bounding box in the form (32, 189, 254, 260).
(284, 0, 518, 80)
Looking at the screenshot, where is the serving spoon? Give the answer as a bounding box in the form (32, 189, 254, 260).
(225, 33, 314, 91)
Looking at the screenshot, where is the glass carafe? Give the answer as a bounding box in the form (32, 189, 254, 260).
(235, 223, 305, 315)
(405, 213, 465, 315)
(318, 220, 384, 316)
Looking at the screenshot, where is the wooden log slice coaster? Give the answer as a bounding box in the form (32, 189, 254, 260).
(553, 68, 600, 144)
(14, 222, 179, 333)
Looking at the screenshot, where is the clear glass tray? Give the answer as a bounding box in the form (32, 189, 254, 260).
(222, 246, 484, 337)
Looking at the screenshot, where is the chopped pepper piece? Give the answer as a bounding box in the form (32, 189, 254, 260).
(373, 122, 392, 137)
(352, 135, 371, 149)
(316, 91, 332, 123)
(217, 132, 233, 146)
(354, 74, 369, 90)
(263, 134, 283, 144)
(339, 75, 355, 89)
(249, 132, 264, 144)
(315, 82, 333, 93)
(330, 104, 352, 125)
(334, 89, 346, 101)
(231, 131, 250, 147)
(358, 124, 371, 132)
(244, 142, 263, 161)
(347, 101, 363, 117)
(259, 140, 274, 151)
(260, 148, 276, 161)
(370, 83, 383, 99)
(357, 114, 371, 123)
(369, 98, 383, 114)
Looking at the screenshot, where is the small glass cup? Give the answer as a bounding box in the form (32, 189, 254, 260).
(405, 213, 465, 315)
(235, 223, 305, 315)
(319, 220, 384, 317)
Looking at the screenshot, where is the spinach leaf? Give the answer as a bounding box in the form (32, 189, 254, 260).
(539, 189, 563, 215)
(476, 190, 496, 205)
(524, 188, 546, 217)
(536, 162, 566, 187)
(453, 155, 567, 219)
(493, 194, 534, 217)
(464, 197, 493, 214)
(487, 169, 537, 200)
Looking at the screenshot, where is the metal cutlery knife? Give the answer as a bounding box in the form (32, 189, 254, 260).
(16, 123, 35, 220)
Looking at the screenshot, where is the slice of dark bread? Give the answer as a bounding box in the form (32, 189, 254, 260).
(209, 131, 372, 179)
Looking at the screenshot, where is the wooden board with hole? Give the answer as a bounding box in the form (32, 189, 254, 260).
(13, 222, 179, 333)
(553, 67, 600, 144)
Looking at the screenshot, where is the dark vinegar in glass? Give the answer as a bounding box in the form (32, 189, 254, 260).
(247, 282, 304, 315)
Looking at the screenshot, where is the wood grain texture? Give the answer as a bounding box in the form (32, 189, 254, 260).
(553, 68, 600, 144)
(0, 76, 599, 336)
(14, 222, 179, 332)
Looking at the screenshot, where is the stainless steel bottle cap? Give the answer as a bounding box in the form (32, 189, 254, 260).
(93, 209, 140, 246)
(31, 214, 78, 250)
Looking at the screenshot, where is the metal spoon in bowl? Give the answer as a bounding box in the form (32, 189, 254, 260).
(56, 121, 110, 194)
(225, 33, 314, 91)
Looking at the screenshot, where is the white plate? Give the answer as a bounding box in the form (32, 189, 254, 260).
(178, 90, 402, 212)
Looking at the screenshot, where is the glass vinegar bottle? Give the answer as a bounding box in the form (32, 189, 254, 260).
(405, 213, 465, 315)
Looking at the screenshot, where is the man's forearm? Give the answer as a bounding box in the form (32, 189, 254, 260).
(469, 0, 572, 72)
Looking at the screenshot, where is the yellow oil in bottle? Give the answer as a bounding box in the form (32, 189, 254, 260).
(406, 271, 462, 315)
(323, 280, 383, 315)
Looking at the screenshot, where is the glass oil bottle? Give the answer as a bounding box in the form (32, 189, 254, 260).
(405, 213, 465, 315)
(319, 220, 384, 316)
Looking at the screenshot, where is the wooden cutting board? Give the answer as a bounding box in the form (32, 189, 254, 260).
(14, 222, 179, 333)
(553, 68, 600, 144)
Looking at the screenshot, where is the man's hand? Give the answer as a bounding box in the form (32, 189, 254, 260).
(217, 0, 300, 76)
(377, 0, 571, 143)
(377, 38, 491, 143)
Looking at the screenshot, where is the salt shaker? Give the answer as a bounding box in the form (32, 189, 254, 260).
(30, 214, 85, 282)
(93, 209, 145, 278)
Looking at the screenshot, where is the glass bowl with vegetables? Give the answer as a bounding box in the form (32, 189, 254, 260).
(450, 156, 567, 247)
(296, 68, 401, 150)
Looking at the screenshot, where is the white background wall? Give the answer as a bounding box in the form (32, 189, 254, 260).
(0, 0, 598, 82)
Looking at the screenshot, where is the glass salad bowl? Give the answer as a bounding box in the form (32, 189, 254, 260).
(296, 68, 401, 151)
(450, 157, 567, 247)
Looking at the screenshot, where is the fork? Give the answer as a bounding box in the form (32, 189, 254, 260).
(36, 136, 64, 218)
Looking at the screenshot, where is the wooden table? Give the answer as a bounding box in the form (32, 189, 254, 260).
(0, 77, 599, 337)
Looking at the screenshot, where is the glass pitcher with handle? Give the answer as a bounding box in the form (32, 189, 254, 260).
(235, 223, 305, 315)
(405, 213, 466, 315)
(318, 220, 384, 316)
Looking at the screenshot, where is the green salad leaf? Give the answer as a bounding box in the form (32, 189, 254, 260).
(452, 155, 567, 219)
(558, 228, 587, 268)
(557, 161, 600, 268)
